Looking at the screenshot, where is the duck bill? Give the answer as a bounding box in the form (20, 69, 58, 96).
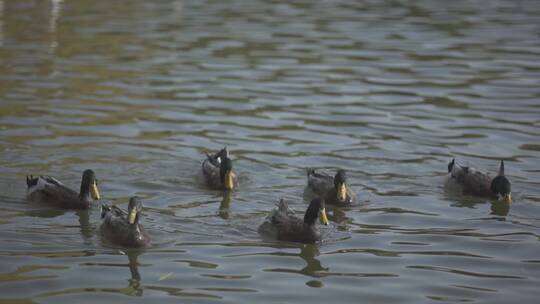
(128, 209, 137, 225)
(502, 193, 512, 204)
(337, 183, 347, 202)
(319, 208, 329, 225)
(224, 171, 234, 190)
(90, 182, 101, 200)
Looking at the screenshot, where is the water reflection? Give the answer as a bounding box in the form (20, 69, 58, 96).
(48, 0, 62, 33)
(443, 182, 511, 217)
(0, 0, 3, 47)
(218, 191, 232, 220)
(0, 0, 539, 302)
(265, 243, 327, 279)
(326, 206, 351, 227)
(126, 250, 143, 296)
(0, 263, 66, 283)
(24, 206, 93, 241)
(25, 207, 66, 219)
(48, 0, 62, 53)
(76, 210, 93, 240)
(490, 202, 510, 217)
(299, 244, 327, 278)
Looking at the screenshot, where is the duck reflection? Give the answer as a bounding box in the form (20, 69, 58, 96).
(126, 249, 143, 296)
(76, 209, 93, 240)
(299, 243, 328, 277)
(443, 189, 511, 217)
(218, 191, 232, 220)
(490, 201, 510, 217)
(24, 206, 94, 241)
(266, 243, 327, 278)
(326, 206, 351, 227)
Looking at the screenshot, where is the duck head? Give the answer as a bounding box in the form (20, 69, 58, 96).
(334, 169, 348, 202)
(217, 146, 229, 163)
(219, 156, 235, 191)
(128, 197, 143, 225)
(490, 160, 511, 203)
(304, 198, 329, 226)
(80, 169, 100, 201)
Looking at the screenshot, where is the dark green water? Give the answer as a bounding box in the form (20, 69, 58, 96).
(1, 0, 539, 303)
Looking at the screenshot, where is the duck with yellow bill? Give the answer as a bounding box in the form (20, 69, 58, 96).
(100, 197, 150, 248)
(306, 168, 357, 206)
(202, 147, 238, 191)
(26, 169, 100, 209)
(258, 198, 329, 243)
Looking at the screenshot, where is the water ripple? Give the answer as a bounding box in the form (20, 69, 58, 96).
(0, 0, 539, 303)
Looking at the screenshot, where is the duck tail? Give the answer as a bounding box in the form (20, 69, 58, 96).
(448, 158, 468, 177)
(498, 160, 505, 176)
(204, 147, 229, 165)
(26, 175, 38, 188)
(447, 158, 455, 174)
(100, 204, 111, 219)
(220, 146, 229, 158)
(277, 198, 295, 213)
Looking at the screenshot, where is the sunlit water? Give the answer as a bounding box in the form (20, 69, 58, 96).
(1, 0, 539, 303)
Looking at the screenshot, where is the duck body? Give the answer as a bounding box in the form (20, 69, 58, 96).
(26, 169, 100, 209)
(100, 197, 150, 248)
(258, 198, 329, 244)
(306, 169, 356, 205)
(202, 147, 238, 191)
(447, 159, 511, 203)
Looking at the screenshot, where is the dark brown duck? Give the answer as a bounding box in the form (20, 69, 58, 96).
(202, 147, 238, 191)
(100, 197, 150, 248)
(448, 159, 512, 203)
(307, 168, 357, 205)
(26, 169, 100, 209)
(258, 198, 329, 243)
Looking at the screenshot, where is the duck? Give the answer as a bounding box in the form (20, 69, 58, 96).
(100, 196, 150, 248)
(202, 147, 238, 191)
(447, 159, 512, 203)
(306, 168, 357, 205)
(26, 169, 100, 209)
(258, 198, 329, 243)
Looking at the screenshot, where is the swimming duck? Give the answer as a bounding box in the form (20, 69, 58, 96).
(202, 147, 238, 191)
(26, 169, 100, 209)
(101, 197, 150, 248)
(306, 169, 357, 205)
(258, 198, 329, 243)
(448, 159, 512, 203)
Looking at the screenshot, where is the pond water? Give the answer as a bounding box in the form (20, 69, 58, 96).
(0, 0, 539, 303)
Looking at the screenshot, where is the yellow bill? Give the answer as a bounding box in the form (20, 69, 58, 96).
(90, 182, 101, 200)
(502, 193, 512, 204)
(128, 208, 137, 224)
(319, 208, 329, 225)
(224, 171, 234, 190)
(337, 183, 347, 202)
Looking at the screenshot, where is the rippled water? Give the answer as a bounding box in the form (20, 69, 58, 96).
(1, 0, 540, 303)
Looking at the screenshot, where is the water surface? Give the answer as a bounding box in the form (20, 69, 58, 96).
(1, 0, 539, 303)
